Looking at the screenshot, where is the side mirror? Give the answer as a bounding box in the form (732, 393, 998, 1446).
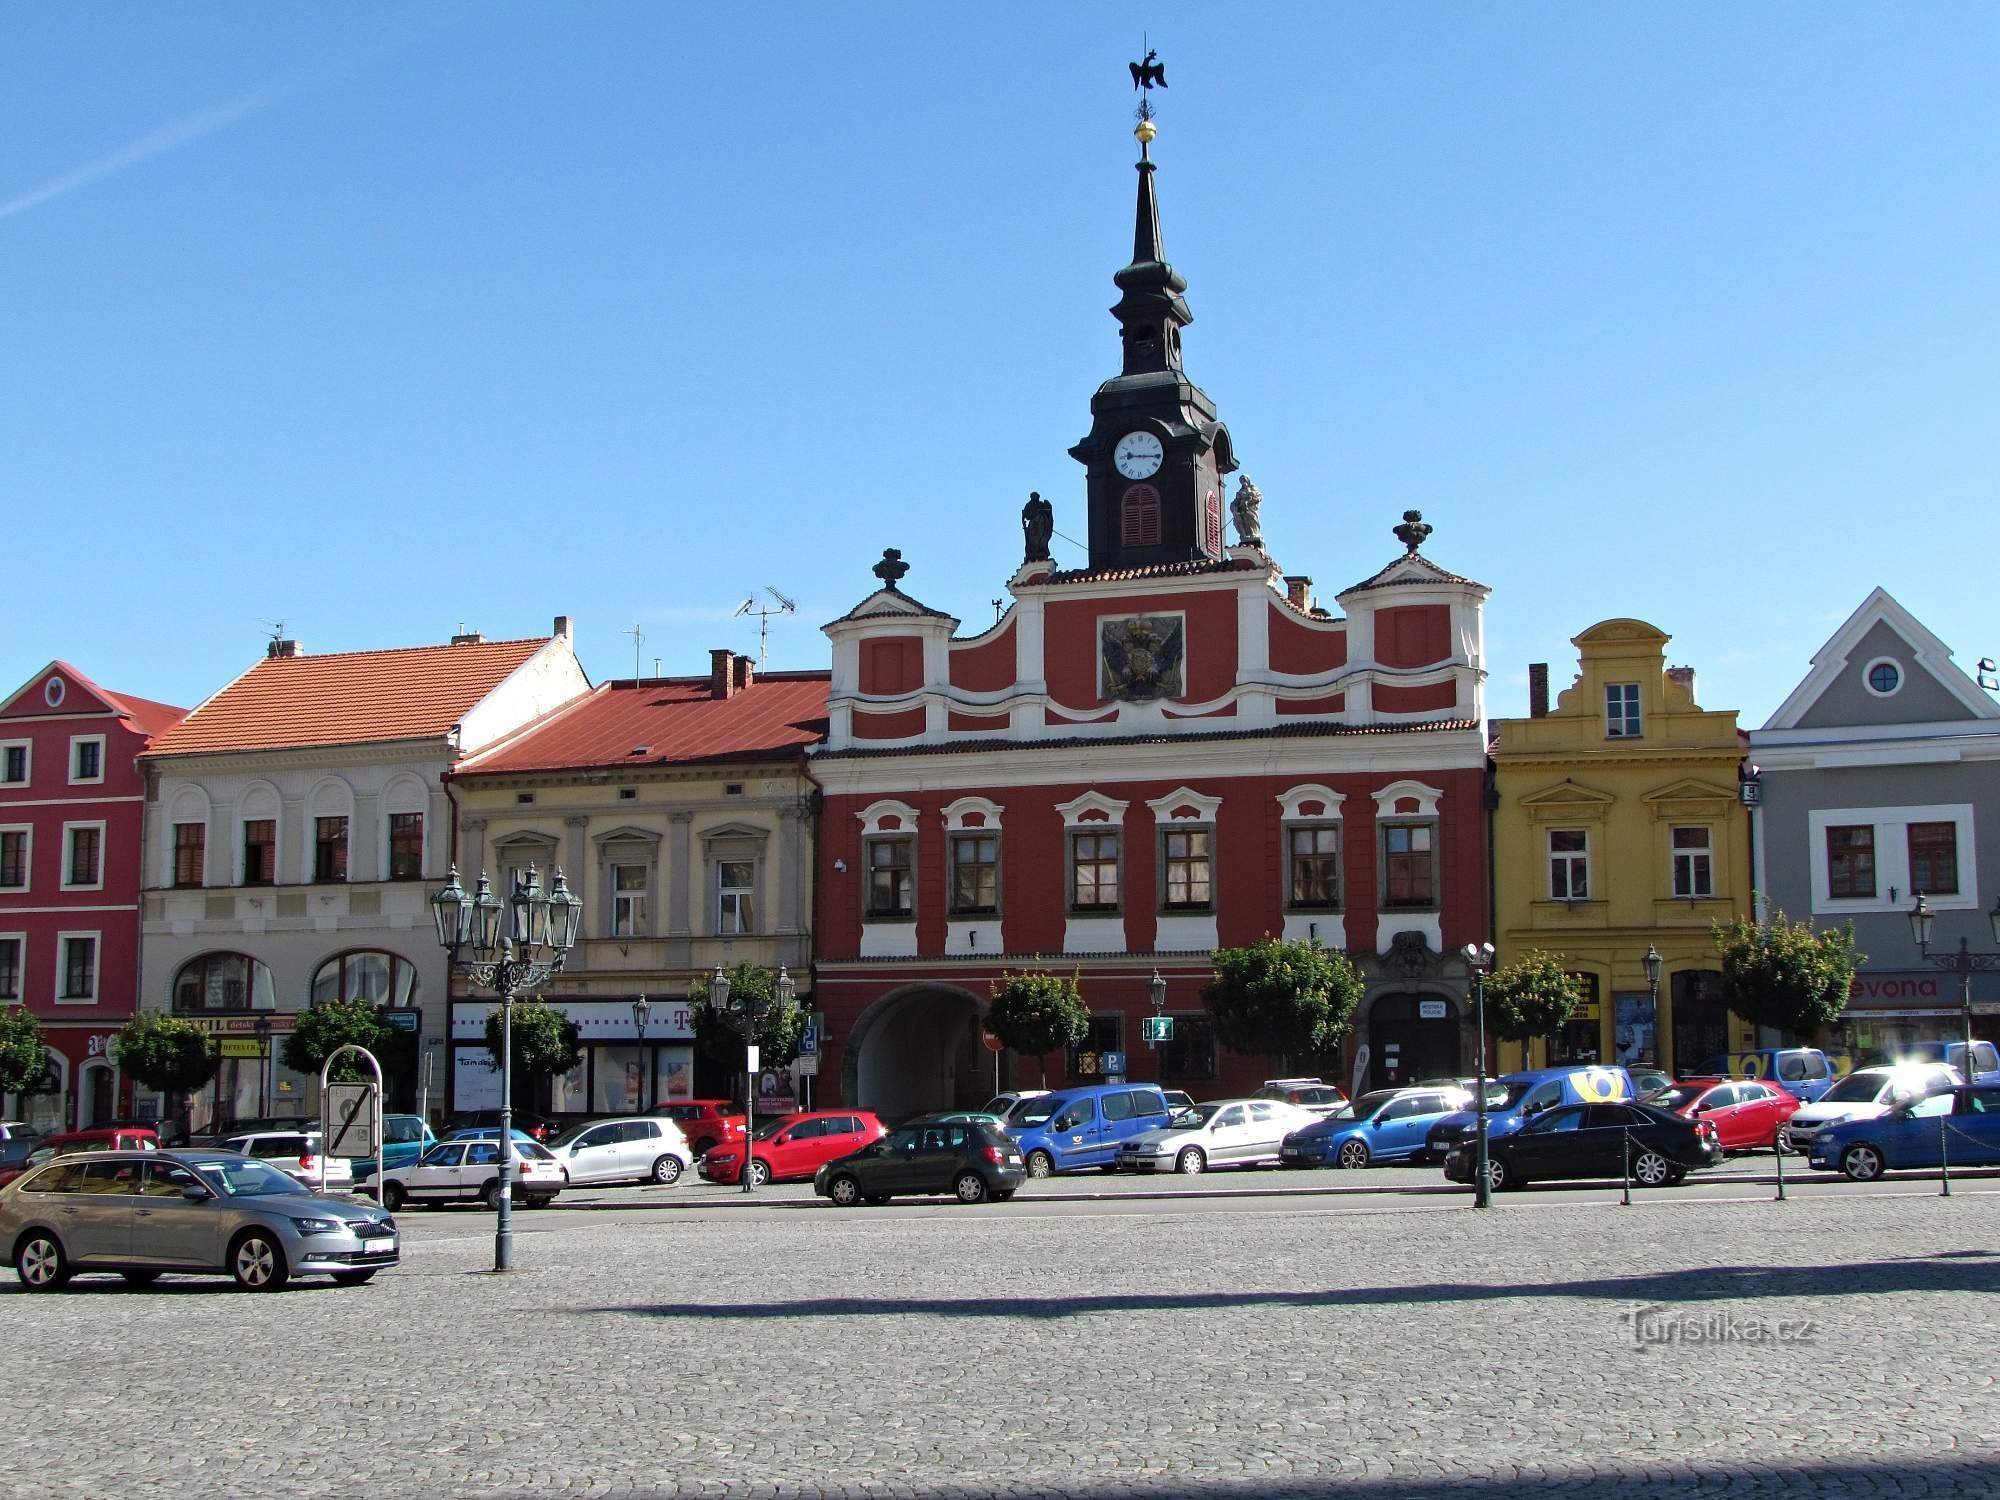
(180, 1184, 213, 1202)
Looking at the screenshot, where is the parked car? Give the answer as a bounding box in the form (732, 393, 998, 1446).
(1254, 1078, 1350, 1116)
(1778, 1063, 1961, 1154)
(1692, 1048, 1841, 1103)
(1118, 1098, 1319, 1174)
(1425, 1066, 1636, 1161)
(1280, 1085, 1473, 1169)
(1808, 1085, 2000, 1180)
(1893, 1040, 2000, 1088)
(217, 1131, 353, 1193)
(815, 1119, 1026, 1205)
(548, 1116, 692, 1186)
(699, 1110, 887, 1186)
(1007, 1084, 1174, 1177)
(0, 1122, 39, 1141)
(0, 1137, 40, 1177)
(1650, 1078, 1800, 1152)
(1444, 1101, 1722, 1190)
(351, 1114, 437, 1191)
(1629, 1068, 1674, 1100)
(376, 1138, 564, 1210)
(207, 1115, 316, 1141)
(441, 1110, 560, 1143)
(0, 1126, 159, 1188)
(983, 1090, 1049, 1122)
(101, 1115, 187, 1146)
(444, 1126, 540, 1142)
(909, 1110, 1008, 1129)
(0, 1148, 398, 1291)
(651, 1099, 746, 1157)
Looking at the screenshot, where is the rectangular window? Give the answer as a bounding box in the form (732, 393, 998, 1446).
(1161, 828, 1212, 911)
(1382, 822, 1437, 908)
(313, 817, 348, 883)
(1671, 825, 1714, 898)
(1548, 829, 1589, 901)
(172, 822, 205, 887)
(1066, 1013, 1124, 1080)
(1550, 974, 1601, 1065)
(1069, 830, 1121, 912)
(1908, 822, 1959, 897)
(60, 936, 97, 1000)
(865, 837, 913, 919)
(243, 820, 276, 885)
(0, 744, 26, 785)
(0, 937, 20, 1000)
(387, 813, 425, 881)
(0, 830, 26, 889)
(612, 864, 650, 937)
(1158, 1013, 1218, 1080)
(65, 825, 101, 887)
(718, 861, 756, 935)
(949, 833, 999, 916)
(70, 737, 103, 782)
(1826, 825, 1875, 900)
(1605, 683, 1642, 738)
(1287, 825, 1341, 910)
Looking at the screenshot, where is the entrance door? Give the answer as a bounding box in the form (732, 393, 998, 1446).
(1670, 970, 1731, 1075)
(1368, 994, 1462, 1092)
(80, 1064, 114, 1128)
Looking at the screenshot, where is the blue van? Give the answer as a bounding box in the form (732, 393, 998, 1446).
(1007, 1083, 1172, 1177)
(1892, 1039, 2000, 1088)
(1423, 1065, 1635, 1160)
(1691, 1048, 1841, 1102)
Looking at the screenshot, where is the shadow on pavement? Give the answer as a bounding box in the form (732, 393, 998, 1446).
(586, 1249, 2000, 1322)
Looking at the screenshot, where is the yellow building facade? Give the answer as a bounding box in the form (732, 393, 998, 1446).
(1490, 620, 1753, 1075)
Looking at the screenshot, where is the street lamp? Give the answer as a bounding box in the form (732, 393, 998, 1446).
(631, 994, 651, 1112)
(431, 863, 581, 1272)
(1908, 893, 2000, 1080)
(252, 1015, 272, 1117)
(1642, 945, 1664, 1067)
(1461, 942, 1496, 1209)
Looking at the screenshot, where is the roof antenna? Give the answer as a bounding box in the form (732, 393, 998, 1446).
(623, 622, 644, 680)
(733, 586, 799, 669)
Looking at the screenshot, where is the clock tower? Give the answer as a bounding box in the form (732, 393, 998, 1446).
(1069, 110, 1238, 573)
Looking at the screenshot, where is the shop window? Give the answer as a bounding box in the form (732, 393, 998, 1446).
(1549, 974, 1600, 1065)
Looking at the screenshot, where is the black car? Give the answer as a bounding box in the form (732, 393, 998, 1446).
(1443, 1101, 1721, 1191)
(813, 1119, 1027, 1206)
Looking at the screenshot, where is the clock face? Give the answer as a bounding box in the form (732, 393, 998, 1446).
(1113, 431, 1165, 480)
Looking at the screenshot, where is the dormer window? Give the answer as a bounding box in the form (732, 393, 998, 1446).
(1605, 683, 1642, 738)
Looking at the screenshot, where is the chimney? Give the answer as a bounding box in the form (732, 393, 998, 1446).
(266, 638, 301, 659)
(1284, 575, 1313, 611)
(552, 614, 572, 641)
(450, 631, 486, 646)
(710, 649, 736, 700)
(1528, 663, 1549, 719)
(732, 654, 755, 692)
(1667, 665, 1696, 698)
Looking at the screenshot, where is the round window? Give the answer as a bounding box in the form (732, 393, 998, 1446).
(1865, 659, 1901, 696)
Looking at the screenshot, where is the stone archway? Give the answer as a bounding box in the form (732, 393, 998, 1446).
(845, 984, 988, 1119)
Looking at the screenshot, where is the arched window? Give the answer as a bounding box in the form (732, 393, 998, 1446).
(1120, 484, 1161, 547)
(311, 950, 420, 1008)
(173, 952, 276, 1012)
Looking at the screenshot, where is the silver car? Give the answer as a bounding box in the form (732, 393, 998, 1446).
(0, 1149, 398, 1292)
(1117, 1099, 1321, 1174)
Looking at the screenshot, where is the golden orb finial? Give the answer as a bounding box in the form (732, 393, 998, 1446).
(1135, 118, 1157, 146)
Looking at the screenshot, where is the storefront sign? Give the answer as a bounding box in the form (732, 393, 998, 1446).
(754, 1070, 797, 1113)
(1848, 971, 2000, 1006)
(448, 997, 696, 1041)
(453, 1046, 502, 1111)
(218, 1038, 266, 1059)
(1418, 1000, 1449, 1020)
(188, 1014, 296, 1034)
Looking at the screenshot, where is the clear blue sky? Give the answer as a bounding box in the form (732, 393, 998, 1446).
(6, 6, 1996, 726)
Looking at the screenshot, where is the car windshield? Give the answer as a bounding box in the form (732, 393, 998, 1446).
(1820, 1073, 1890, 1104)
(383, 1117, 427, 1145)
(1652, 1085, 1707, 1110)
(188, 1157, 309, 1197)
(751, 1117, 790, 1140)
(1012, 1099, 1060, 1128)
(548, 1124, 594, 1148)
(1342, 1091, 1399, 1122)
(1485, 1082, 1535, 1110)
(1170, 1104, 1222, 1128)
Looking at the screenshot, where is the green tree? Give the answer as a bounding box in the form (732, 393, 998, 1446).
(482, 996, 585, 1105)
(1484, 951, 1586, 1049)
(690, 963, 806, 1075)
(985, 970, 1091, 1087)
(112, 1011, 220, 1095)
(0, 1007, 49, 1096)
(1203, 939, 1365, 1070)
(1713, 909, 1863, 1035)
(281, 998, 393, 1083)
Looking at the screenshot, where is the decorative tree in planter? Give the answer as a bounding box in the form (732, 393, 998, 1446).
(690, 962, 806, 1079)
(1203, 938, 1365, 1075)
(1713, 909, 1863, 1037)
(112, 1011, 220, 1127)
(282, 998, 395, 1083)
(482, 996, 584, 1111)
(985, 970, 1090, 1087)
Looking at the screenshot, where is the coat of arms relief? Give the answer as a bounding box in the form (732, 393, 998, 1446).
(1101, 615, 1186, 703)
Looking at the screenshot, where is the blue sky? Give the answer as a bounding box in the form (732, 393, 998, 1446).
(5, 6, 1996, 726)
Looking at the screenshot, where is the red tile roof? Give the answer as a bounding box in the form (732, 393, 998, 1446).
(147, 637, 552, 756)
(456, 671, 830, 776)
(99, 689, 190, 739)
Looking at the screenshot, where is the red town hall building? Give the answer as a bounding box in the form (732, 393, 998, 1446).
(808, 119, 1494, 1116)
(1, 663, 185, 1132)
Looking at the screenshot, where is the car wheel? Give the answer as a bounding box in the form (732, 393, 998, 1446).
(1842, 1143, 1885, 1182)
(1336, 1139, 1370, 1170)
(1632, 1150, 1673, 1188)
(230, 1232, 289, 1292)
(382, 1182, 407, 1212)
(480, 1181, 501, 1210)
(1025, 1151, 1054, 1179)
(1175, 1147, 1206, 1175)
(14, 1233, 70, 1291)
(120, 1269, 163, 1286)
(828, 1175, 863, 1208)
(954, 1171, 990, 1204)
(1481, 1155, 1509, 1192)
(331, 1270, 377, 1286)
(651, 1155, 684, 1186)
(746, 1159, 771, 1187)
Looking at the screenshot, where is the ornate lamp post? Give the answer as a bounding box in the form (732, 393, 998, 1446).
(431, 863, 581, 1272)
(631, 994, 651, 1111)
(1909, 893, 2000, 1079)
(1461, 943, 1496, 1208)
(1642, 945, 1664, 1067)
(252, 1015, 272, 1117)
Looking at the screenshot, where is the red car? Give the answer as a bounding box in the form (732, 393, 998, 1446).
(651, 1099, 747, 1158)
(698, 1110, 886, 1187)
(1655, 1077, 1800, 1152)
(0, 1126, 159, 1188)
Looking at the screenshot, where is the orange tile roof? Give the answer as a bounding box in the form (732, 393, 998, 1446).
(147, 637, 552, 756)
(456, 672, 830, 776)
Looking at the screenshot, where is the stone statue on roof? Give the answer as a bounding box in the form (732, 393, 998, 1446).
(1021, 491, 1053, 564)
(1230, 476, 1264, 548)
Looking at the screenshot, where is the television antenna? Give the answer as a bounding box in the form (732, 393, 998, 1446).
(732, 586, 798, 669)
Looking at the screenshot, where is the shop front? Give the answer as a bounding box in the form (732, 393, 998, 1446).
(1826, 969, 2000, 1070)
(448, 996, 697, 1122)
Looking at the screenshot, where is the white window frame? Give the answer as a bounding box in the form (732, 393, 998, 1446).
(1808, 803, 1978, 915)
(67, 734, 106, 786)
(0, 739, 29, 787)
(0, 824, 32, 892)
(1548, 828, 1590, 902)
(1860, 656, 1904, 698)
(611, 862, 650, 938)
(54, 931, 100, 1005)
(1671, 825, 1714, 899)
(0, 931, 25, 1002)
(60, 819, 107, 893)
(1604, 683, 1642, 739)
(717, 860, 756, 935)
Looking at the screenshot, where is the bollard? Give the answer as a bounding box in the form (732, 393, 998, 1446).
(1620, 1127, 1632, 1207)
(1939, 1107, 1952, 1198)
(1774, 1130, 1787, 1201)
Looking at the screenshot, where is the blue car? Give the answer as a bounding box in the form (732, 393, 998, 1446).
(1424, 1065, 1635, 1161)
(1808, 1085, 2000, 1180)
(350, 1114, 437, 1188)
(1280, 1085, 1472, 1169)
(1692, 1048, 1840, 1102)
(1007, 1083, 1172, 1177)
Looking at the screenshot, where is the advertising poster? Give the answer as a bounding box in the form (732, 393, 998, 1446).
(1613, 993, 1657, 1068)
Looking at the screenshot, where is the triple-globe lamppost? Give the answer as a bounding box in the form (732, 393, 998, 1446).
(431, 864, 582, 1272)
(1460, 942, 1496, 1208)
(1908, 892, 2000, 1079)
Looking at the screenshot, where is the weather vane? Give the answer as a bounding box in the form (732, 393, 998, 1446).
(1129, 40, 1166, 152)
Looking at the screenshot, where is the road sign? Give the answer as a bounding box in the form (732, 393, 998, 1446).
(1101, 1051, 1125, 1076)
(982, 1030, 1005, 1053)
(793, 1052, 820, 1078)
(383, 1009, 420, 1034)
(324, 1082, 378, 1157)
(1142, 1016, 1175, 1044)
(798, 1023, 819, 1057)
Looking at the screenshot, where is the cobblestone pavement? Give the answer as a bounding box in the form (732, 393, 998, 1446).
(3, 1190, 1997, 1499)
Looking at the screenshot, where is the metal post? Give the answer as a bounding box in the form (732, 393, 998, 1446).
(1474, 969, 1491, 1210)
(496, 979, 514, 1271)
(741, 1038, 755, 1195)
(1620, 1127, 1632, 1207)
(1773, 1129, 1786, 1201)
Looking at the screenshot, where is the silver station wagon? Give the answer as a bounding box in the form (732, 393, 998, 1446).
(0, 1149, 398, 1292)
